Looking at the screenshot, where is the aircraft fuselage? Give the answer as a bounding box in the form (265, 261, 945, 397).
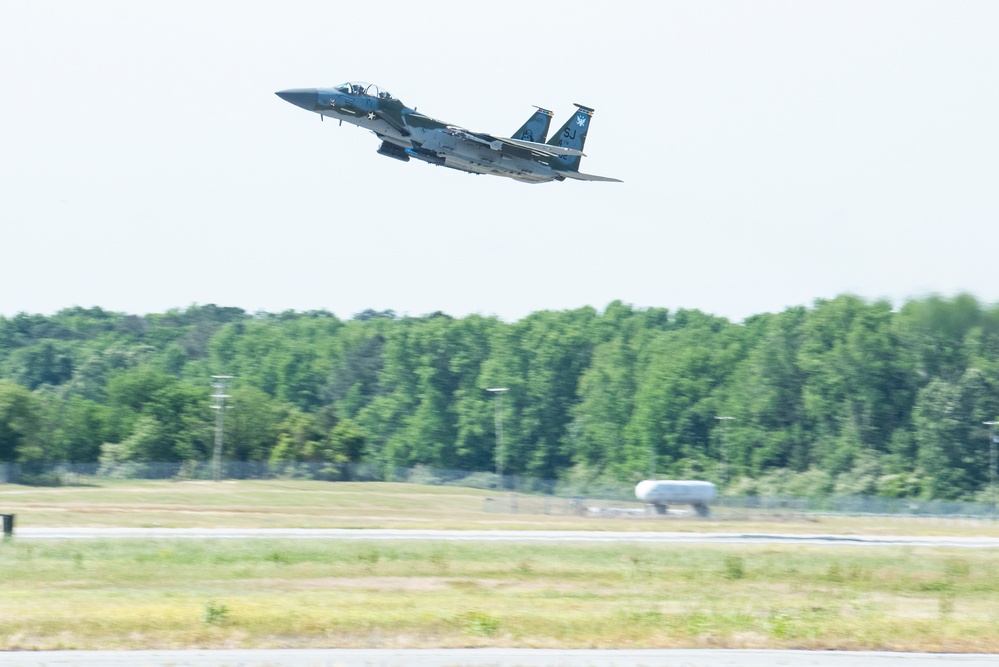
(276, 82, 617, 184)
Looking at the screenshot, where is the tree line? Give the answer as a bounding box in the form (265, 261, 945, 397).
(1, 295, 998, 500)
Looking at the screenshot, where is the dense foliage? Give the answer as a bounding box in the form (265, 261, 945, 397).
(2, 295, 998, 500)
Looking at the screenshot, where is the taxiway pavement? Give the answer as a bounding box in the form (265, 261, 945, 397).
(13, 527, 999, 548)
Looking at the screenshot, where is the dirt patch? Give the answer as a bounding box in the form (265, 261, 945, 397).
(249, 576, 459, 592)
(236, 576, 534, 593)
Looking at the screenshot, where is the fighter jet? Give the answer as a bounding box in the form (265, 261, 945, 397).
(276, 82, 621, 184)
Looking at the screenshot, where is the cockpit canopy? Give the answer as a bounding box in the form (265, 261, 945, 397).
(335, 81, 395, 100)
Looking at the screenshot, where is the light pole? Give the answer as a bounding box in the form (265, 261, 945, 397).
(648, 439, 656, 479)
(210, 376, 235, 482)
(984, 421, 998, 519)
(715, 416, 734, 490)
(487, 388, 509, 480)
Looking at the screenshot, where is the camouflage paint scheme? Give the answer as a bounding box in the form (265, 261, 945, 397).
(276, 82, 620, 184)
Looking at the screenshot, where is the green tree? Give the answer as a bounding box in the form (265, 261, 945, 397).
(723, 309, 807, 476)
(225, 386, 283, 462)
(48, 396, 113, 462)
(268, 407, 322, 464)
(913, 369, 992, 499)
(508, 307, 599, 479)
(0, 381, 43, 463)
(627, 312, 745, 481)
(104, 367, 211, 462)
(7, 341, 75, 390)
(328, 417, 366, 463)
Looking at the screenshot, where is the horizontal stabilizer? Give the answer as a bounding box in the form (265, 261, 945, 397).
(558, 170, 622, 183)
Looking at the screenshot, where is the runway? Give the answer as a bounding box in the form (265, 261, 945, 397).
(13, 527, 999, 548)
(0, 649, 995, 667)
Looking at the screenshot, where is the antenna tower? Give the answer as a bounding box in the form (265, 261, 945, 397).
(210, 375, 235, 482)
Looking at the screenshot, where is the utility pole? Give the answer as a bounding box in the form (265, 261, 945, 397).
(984, 421, 998, 520)
(210, 376, 235, 482)
(715, 416, 734, 490)
(487, 388, 509, 480)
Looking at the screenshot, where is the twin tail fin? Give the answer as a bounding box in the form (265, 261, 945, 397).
(513, 107, 554, 144)
(547, 104, 594, 172)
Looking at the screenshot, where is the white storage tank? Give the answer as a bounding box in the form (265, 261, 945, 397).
(635, 480, 717, 516)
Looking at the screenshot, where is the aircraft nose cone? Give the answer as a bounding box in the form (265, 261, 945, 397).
(275, 88, 319, 111)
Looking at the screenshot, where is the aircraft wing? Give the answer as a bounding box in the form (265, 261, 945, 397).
(557, 171, 623, 183)
(496, 136, 585, 157)
(371, 109, 411, 137)
(448, 127, 585, 158)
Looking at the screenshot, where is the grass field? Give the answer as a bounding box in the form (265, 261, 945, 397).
(2, 480, 999, 652)
(2, 539, 998, 651)
(2, 479, 998, 536)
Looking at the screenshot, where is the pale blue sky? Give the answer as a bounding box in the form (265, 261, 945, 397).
(2, 1, 998, 321)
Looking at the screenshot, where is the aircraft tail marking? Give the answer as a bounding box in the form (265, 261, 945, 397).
(547, 104, 594, 172)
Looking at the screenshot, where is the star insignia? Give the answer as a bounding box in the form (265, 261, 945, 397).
(367, 112, 377, 120)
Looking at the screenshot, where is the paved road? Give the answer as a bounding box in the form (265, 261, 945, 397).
(0, 649, 995, 667)
(13, 527, 999, 548)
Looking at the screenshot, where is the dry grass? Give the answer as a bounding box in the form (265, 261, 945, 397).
(1, 479, 998, 536)
(2, 539, 999, 651)
(2, 481, 999, 651)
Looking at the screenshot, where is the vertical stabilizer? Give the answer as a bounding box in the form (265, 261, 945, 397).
(513, 107, 554, 143)
(547, 104, 594, 172)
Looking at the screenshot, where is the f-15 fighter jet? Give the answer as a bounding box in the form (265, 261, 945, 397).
(276, 81, 621, 184)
